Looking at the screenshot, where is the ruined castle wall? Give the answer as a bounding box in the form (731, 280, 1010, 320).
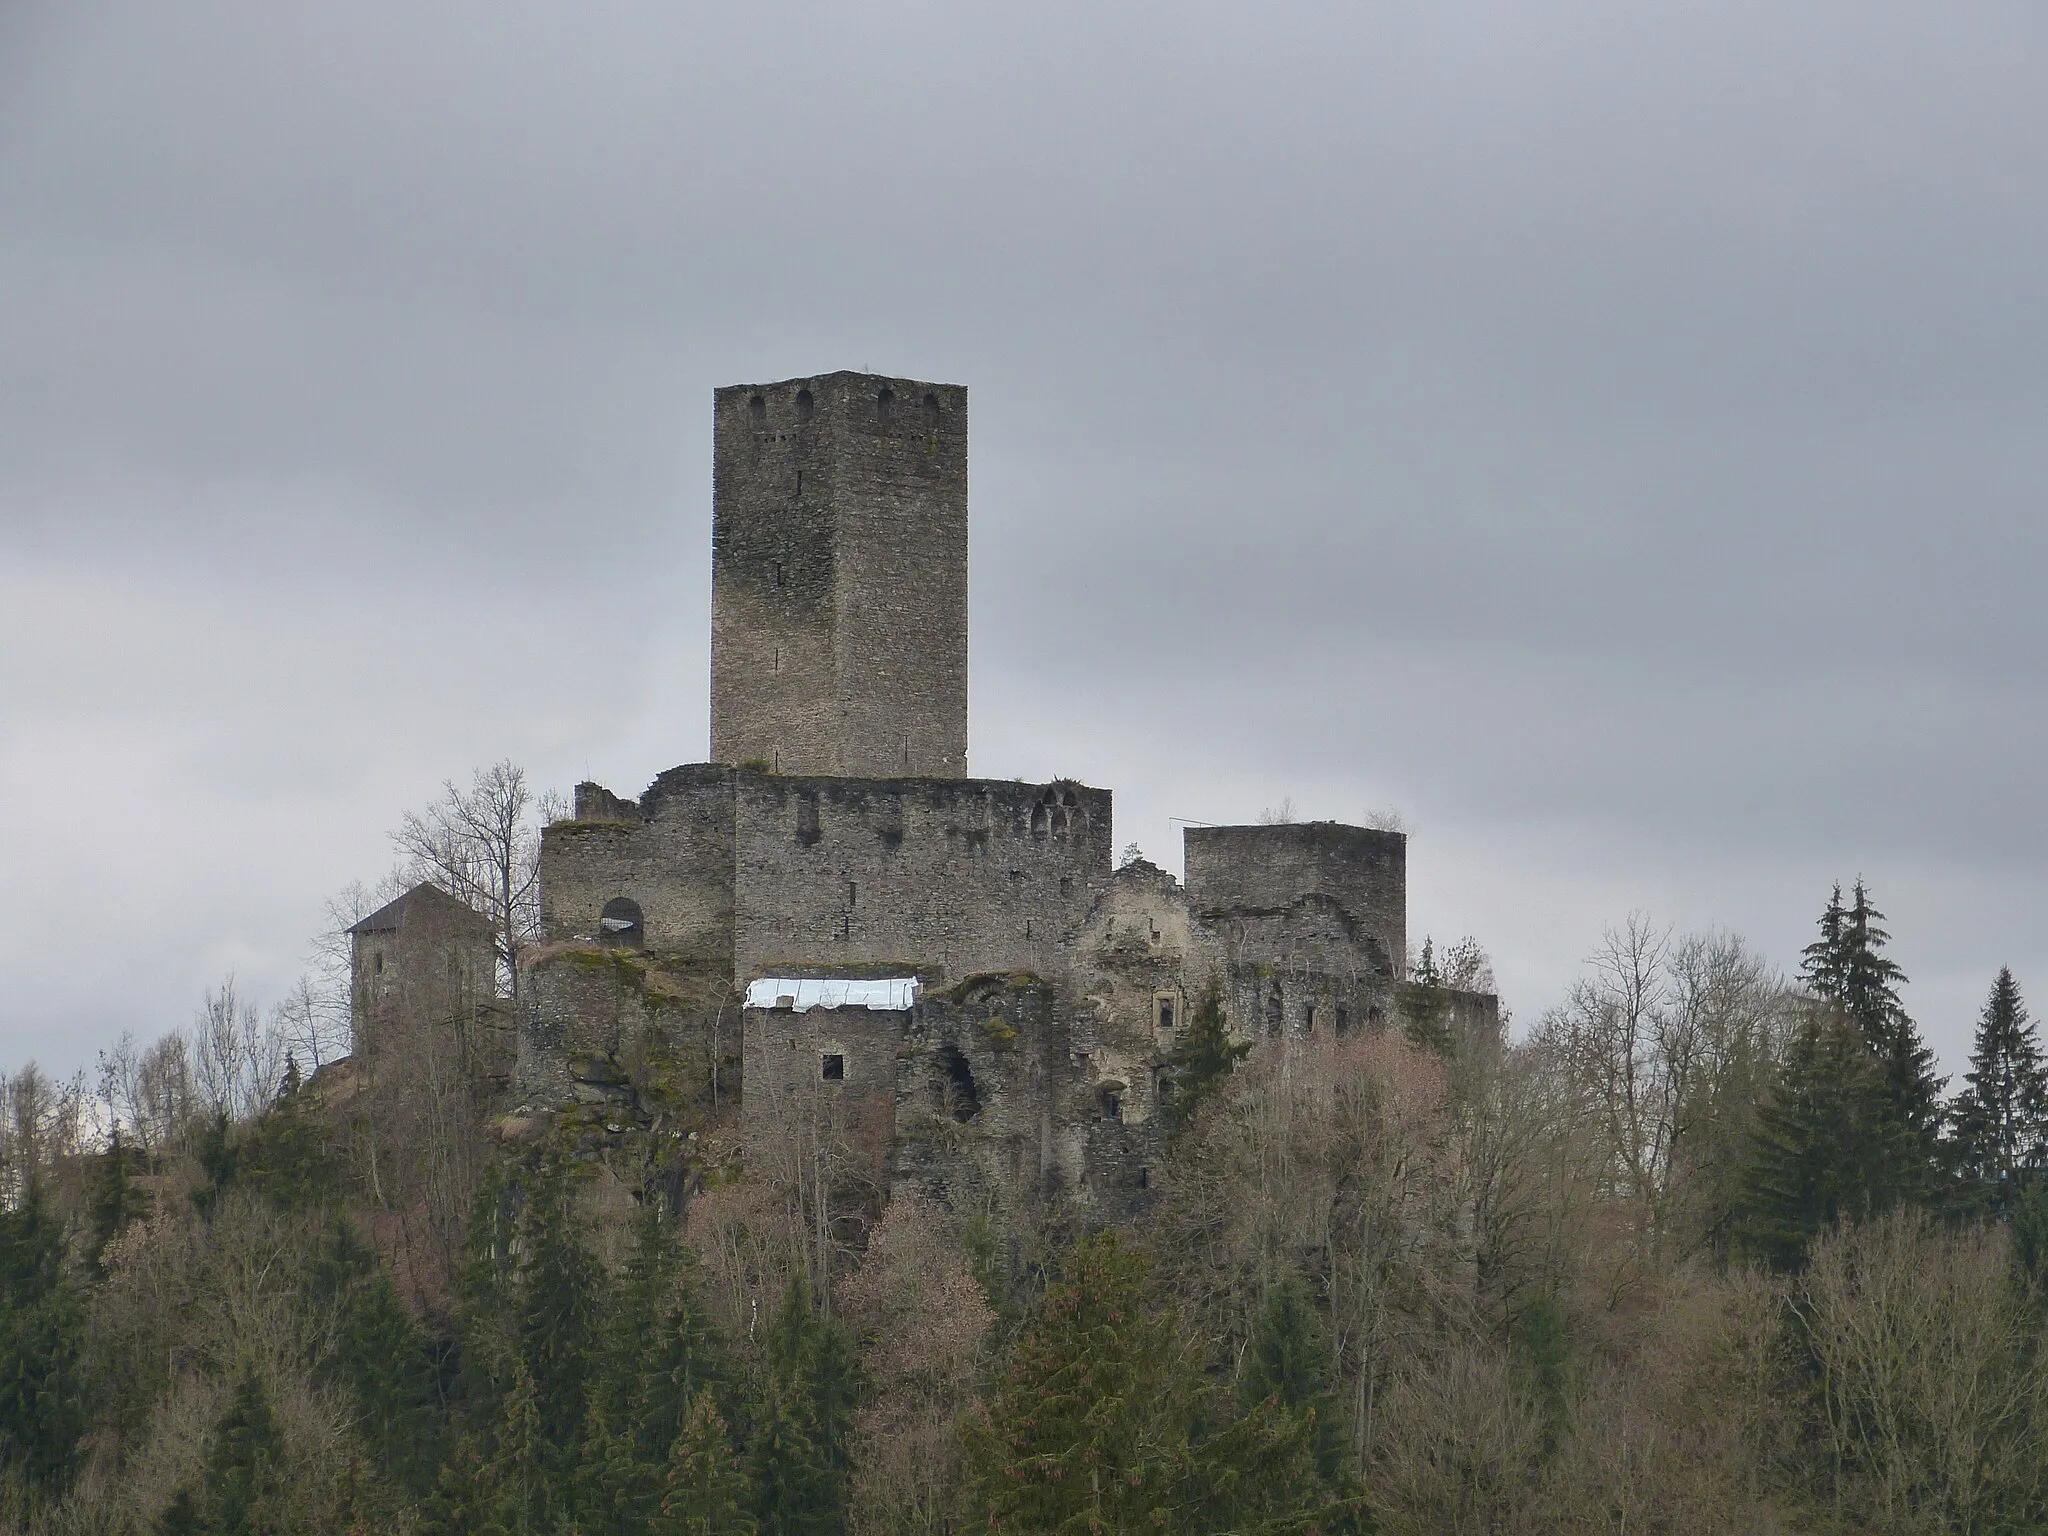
(711, 373, 969, 779)
(742, 1003, 903, 1203)
(1184, 822, 1406, 984)
(538, 765, 736, 968)
(1070, 861, 1233, 1056)
(731, 774, 1111, 983)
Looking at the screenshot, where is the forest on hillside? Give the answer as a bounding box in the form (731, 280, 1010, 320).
(3, 871, 2048, 1534)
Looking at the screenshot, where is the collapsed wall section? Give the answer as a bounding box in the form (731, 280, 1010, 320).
(539, 764, 737, 970)
(731, 774, 1111, 983)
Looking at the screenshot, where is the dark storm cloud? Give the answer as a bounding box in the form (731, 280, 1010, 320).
(4, 0, 2046, 1068)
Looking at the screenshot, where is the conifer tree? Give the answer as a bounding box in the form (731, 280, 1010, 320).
(1738, 1004, 1913, 1268)
(605, 1196, 728, 1469)
(457, 1160, 518, 1406)
(575, 1399, 663, 1535)
(1951, 968, 2048, 1215)
(517, 1156, 603, 1470)
(488, 1353, 547, 1535)
(750, 1274, 854, 1536)
(1792, 879, 1946, 1201)
(87, 1127, 150, 1278)
(1161, 984, 1249, 1138)
(1239, 1272, 1344, 1485)
(1799, 883, 1849, 1004)
(418, 1435, 499, 1536)
(1838, 880, 1946, 1153)
(965, 1230, 1201, 1533)
(1401, 936, 1454, 1054)
(207, 1370, 284, 1536)
(0, 1182, 85, 1497)
(658, 1390, 756, 1536)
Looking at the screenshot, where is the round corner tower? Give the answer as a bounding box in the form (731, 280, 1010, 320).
(710, 371, 969, 779)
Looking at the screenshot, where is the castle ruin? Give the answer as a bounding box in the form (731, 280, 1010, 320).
(357, 370, 1498, 1225)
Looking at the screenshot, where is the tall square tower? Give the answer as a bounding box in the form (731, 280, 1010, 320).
(710, 371, 968, 778)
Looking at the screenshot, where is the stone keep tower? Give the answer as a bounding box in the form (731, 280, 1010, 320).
(710, 371, 968, 778)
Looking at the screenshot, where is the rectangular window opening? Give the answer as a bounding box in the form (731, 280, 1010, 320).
(821, 1053, 845, 1081)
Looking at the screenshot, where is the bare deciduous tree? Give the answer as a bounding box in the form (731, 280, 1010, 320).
(1799, 1210, 2048, 1532)
(393, 760, 563, 1009)
(1531, 920, 1792, 1261)
(0, 1062, 86, 1205)
(191, 975, 287, 1122)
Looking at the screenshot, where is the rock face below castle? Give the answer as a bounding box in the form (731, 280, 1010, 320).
(359, 370, 1497, 1228)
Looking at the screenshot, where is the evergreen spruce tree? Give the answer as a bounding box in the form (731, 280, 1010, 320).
(964, 1230, 1204, 1533)
(0, 1182, 85, 1498)
(1238, 1272, 1344, 1486)
(487, 1353, 547, 1535)
(1509, 1293, 1573, 1458)
(748, 1377, 834, 1536)
(1838, 880, 1946, 1159)
(207, 1370, 284, 1536)
(574, 1400, 663, 1536)
(605, 1196, 728, 1469)
(87, 1127, 150, 1277)
(517, 1156, 603, 1474)
(1161, 984, 1249, 1138)
(657, 1390, 756, 1536)
(1951, 967, 2048, 1215)
(1799, 883, 1849, 1005)
(1790, 879, 1946, 1205)
(1400, 936, 1454, 1054)
(1738, 1003, 1913, 1269)
(750, 1274, 854, 1536)
(457, 1160, 519, 1408)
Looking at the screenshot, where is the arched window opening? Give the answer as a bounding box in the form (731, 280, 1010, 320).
(1101, 1087, 1123, 1122)
(936, 1042, 981, 1123)
(748, 394, 766, 425)
(599, 897, 644, 948)
(923, 393, 941, 429)
(877, 387, 895, 419)
(795, 388, 814, 422)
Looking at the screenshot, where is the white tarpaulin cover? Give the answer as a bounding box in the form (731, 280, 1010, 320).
(744, 976, 920, 1013)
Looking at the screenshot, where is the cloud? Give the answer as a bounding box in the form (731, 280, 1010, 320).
(4, 0, 2046, 1073)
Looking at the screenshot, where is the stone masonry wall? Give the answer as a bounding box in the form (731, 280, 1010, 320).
(1184, 822, 1407, 987)
(539, 765, 736, 969)
(731, 773, 1111, 984)
(710, 372, 969, 778)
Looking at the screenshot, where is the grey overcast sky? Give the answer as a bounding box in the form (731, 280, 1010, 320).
(3, 1, 2045, 1075)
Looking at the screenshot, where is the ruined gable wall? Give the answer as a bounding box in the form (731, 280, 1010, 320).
(731, 773, 1111, 983)
(538, 764, 736, 970)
